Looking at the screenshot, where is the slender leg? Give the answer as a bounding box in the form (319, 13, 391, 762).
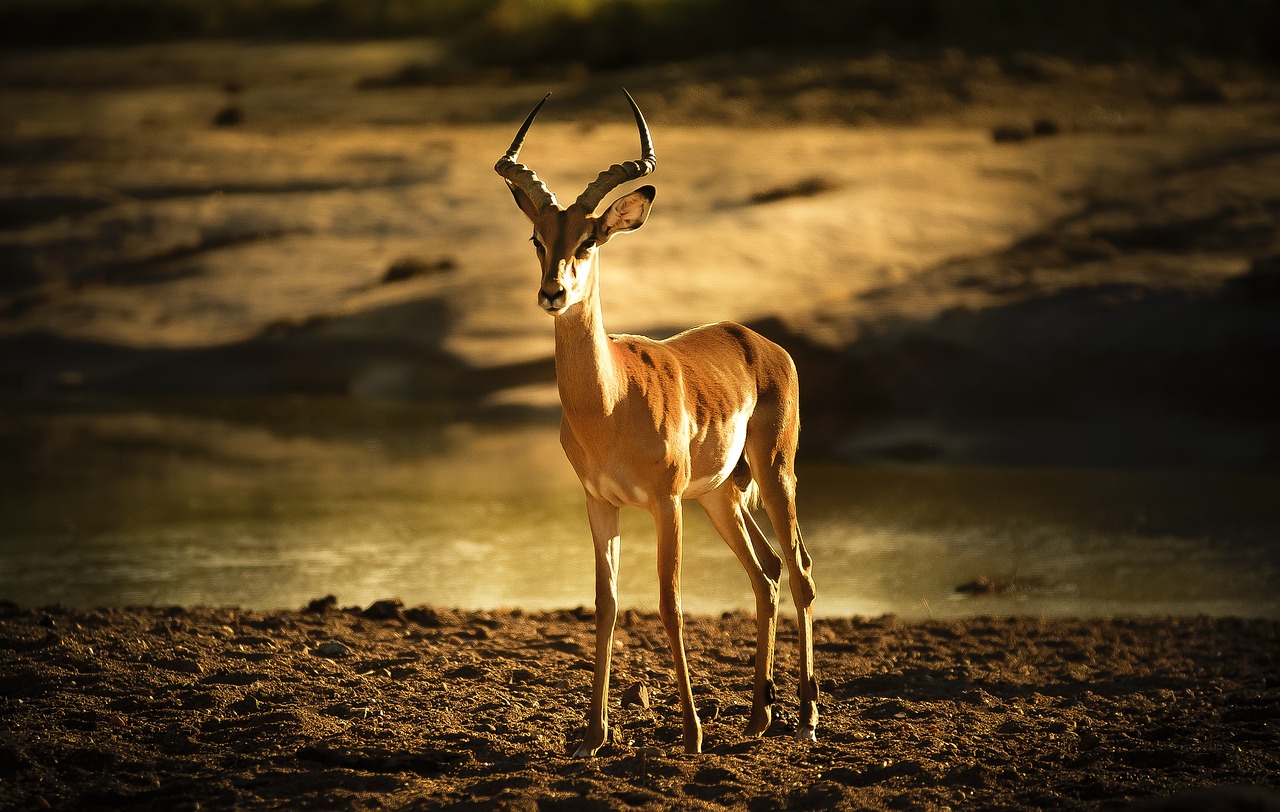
(742, 505, 786, 732)
(698, 485, 782, 737)
(573, 494, 621, 757)
(653, 496, 702, 754)
(753, 455, 819, 742)
(743, 507, 783, 587)
(786, 524, 819, 741)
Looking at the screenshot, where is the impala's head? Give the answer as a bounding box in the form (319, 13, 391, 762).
(495, 91, 656, 317)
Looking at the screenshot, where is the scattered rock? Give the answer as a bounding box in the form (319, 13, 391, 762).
(621, 682, 651, 709)
(998, 719, 1030, 734)
(405, 606, 445, 627)
(447, 663, 485, 679)
(303, 596, 337, 614)
(362, 599, 405, 621)
(314, 640, 351, 658)
(229, 695, 260, 715)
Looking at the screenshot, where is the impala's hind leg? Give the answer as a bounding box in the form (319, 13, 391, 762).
(699, 480, 782, 737)
(756, 470, 818, 740)
(747, 413, 818, 741)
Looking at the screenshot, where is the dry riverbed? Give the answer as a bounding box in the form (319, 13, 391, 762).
(2, 601, 1278, 810)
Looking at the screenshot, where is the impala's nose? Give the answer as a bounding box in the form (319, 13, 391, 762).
(539, 283, 567, 312)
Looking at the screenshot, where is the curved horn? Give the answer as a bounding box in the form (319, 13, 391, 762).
(495, 92, 558, 213)
(574, 88, 656, 213)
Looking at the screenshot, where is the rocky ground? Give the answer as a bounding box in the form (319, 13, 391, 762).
(2, 600, 1278, 810)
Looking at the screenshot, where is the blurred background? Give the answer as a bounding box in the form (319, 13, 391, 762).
(1, 0, 1278, 618)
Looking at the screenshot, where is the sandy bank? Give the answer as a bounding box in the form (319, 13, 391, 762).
(2, 44, 1279, 465)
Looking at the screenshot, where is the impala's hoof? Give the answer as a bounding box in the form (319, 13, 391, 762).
(797, 723, 818, 743)
(744, 701, 772, 738)
(572, 742, 601, 758)
(572, 730, 606, 758)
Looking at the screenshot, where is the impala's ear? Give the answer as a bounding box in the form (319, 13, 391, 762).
(597, 185, 654, 243)
(507, 181, 541, 223)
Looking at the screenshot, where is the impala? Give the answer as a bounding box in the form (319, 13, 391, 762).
(495, 91, 818, 756)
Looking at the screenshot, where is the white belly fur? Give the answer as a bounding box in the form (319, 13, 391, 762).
(683, 407, 751, 499)
(584, 473, 650, 507)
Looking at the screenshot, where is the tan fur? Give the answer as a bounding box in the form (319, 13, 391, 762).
(502, 104, 818, 757)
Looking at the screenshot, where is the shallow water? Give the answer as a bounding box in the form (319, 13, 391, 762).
(2, 399, 1277, 619)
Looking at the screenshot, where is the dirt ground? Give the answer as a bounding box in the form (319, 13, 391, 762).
(2, 600, 1278, 811)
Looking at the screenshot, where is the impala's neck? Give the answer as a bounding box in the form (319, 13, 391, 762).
(553, 259, 620, 425)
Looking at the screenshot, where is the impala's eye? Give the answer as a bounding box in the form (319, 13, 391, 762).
(576, 239, 596, 257)
(531, 236, 545, 253)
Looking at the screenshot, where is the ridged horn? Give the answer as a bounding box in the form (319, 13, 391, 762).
(495, 92, 558, 213)
(574, 88, 656, 214)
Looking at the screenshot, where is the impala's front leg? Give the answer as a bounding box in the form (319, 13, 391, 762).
(654, 496, 702, 754)
(573, 494, 621, 758)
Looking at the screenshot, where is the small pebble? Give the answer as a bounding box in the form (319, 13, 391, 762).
(315, 641, 350, 658)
